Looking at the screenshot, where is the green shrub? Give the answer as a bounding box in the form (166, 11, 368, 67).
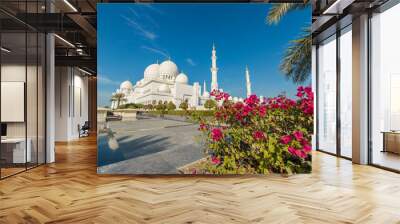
(204, 99, 217, 110)
(167, 101, 176, 111)
(179, 101, 188, 111)
(118, 103, 144, 109)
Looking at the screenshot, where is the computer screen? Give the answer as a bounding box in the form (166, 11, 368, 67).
(1, 123, 7, 137)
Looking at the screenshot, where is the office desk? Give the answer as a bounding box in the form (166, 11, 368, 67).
(1, 138, 31, 163)
(382, 131, 400, 154)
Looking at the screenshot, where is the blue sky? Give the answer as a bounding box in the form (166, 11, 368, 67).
(98, 3, 311, 106)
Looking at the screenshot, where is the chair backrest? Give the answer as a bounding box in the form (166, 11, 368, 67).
(82, 121, 90, 129)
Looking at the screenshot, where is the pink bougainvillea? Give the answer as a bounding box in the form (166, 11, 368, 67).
(198, 85, 314, 174)
(211, 156, 221, 165)
(303, 144, 312, 153)
(280, 135, 292, 144)
(252, 131, 265, 141)
(293, 130, 304, 141)
(211, 128, 223, 142)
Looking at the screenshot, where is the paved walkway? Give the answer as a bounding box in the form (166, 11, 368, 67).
(97, 118, 205, 174)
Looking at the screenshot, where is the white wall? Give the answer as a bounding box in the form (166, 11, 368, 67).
(55, 67, 89, 141)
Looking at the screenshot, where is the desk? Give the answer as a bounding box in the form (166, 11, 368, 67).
(382, 131, 400, 154)
(1, 138, 31, 163)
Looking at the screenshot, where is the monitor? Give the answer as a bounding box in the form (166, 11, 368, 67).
(1, 123, 7, 137)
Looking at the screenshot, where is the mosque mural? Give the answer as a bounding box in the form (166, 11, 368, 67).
(97, 3, 313, 175)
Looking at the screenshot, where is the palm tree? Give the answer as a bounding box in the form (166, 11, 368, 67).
(111, 92, 126, 109)
(266, 2, 309, 25)
(267, 1, 311, 83)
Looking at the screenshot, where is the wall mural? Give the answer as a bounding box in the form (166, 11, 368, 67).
(97, 3, 313, 175)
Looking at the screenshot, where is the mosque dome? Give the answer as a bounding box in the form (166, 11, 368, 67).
(175, 72, 188, 84)
(158, 84, 170, 93)
(144, 63, 160, 79)
(159, 60, 178, 79)
(120, 81, 133, 90)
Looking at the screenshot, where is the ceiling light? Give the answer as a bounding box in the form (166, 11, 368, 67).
(54, 34, 75, 48)
(1, 47, 11, 53)
(78, 67, 93, 76)
(322, 0, 355, 15)
(63, 0, 78, 12)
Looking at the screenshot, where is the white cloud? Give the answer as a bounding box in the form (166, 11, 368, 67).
(186, 58, 196, 66)
(128, 8, 139, 17)
(141, 45, 169, 58)
(121, 15, 157, 40)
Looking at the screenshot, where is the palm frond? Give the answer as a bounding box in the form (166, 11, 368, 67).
(266, 1, 309, 25)
(280, 27, 311, 83)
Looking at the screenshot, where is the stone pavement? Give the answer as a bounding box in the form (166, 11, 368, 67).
(97, 117, 205, 174)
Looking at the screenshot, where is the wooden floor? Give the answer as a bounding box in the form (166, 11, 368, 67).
(1, 136, 400, 224)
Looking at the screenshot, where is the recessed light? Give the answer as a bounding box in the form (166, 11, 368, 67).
(63, 0, 78, 12)
(1, 47, 11, 53)
(54, 34, 75, 48)
(78, 67, 93, 76)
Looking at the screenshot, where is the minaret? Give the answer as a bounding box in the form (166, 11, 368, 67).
(203, 80, 207, 93)
(210, 43, 218, 91)
(245, 65, 252, 97)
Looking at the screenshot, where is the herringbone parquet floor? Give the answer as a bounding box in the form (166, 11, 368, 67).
(1, 136, 400, 224)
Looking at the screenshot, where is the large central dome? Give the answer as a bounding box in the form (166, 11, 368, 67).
(159, 60, 178, 80)
(144, 63, 160, 79)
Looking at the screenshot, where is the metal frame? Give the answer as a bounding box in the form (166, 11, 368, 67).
(336, 26, 341, 158)
(367, 0, 400, 172)
(315, 22, 353, 162)
(0, 0, 47, 180)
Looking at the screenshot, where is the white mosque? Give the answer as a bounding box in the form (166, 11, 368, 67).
(111, 44, 253, 109)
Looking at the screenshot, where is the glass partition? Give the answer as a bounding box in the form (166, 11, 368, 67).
(1, 31, 28, 177)
(370, 3, 400, 171)
(317, 35, 337, 154)
(339, 26, 352, 158)
(0, 2, 46, 179)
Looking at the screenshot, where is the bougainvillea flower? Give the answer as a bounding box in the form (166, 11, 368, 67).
(245, 94, 260, 105)
(259, 105, 267, 117)
(252, 131, 265, 141)
(293, 131, 303, 141)
(199, 123, 207, 131)
(242, 105, 252, 116)
(304, 86, 312, 94)
(280, 135, 292, 144)
(211, 156, 221, 165)
(233, 102, 244, 110)
(296, 150, 307, 159)
(288, 146, 297, 156)
(211, 128, 223, 141)
(297, 86, 304, 92)
(303, 144, 312, 153)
